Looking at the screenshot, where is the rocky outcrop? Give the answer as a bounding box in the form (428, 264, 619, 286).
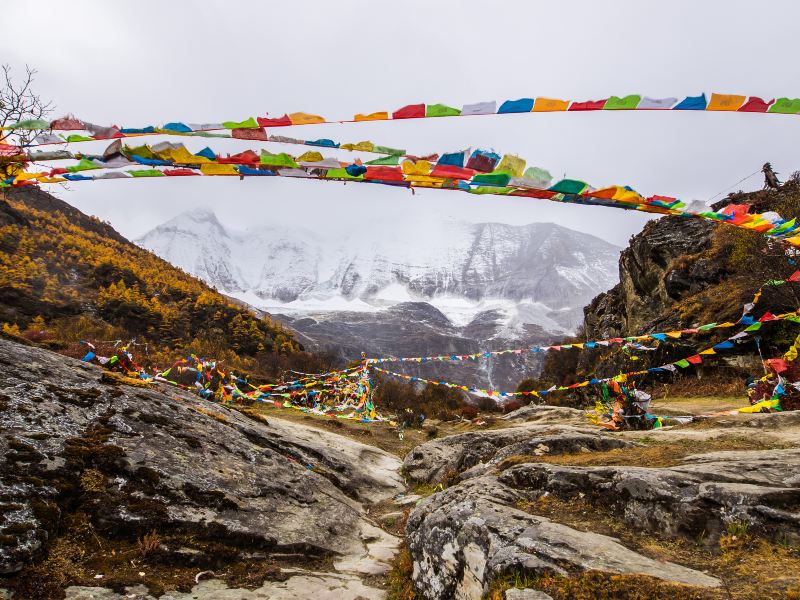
(0, 337, 402, 581)
(499, 449, 800, 542)
(406, 475, 720, 599)
(582, 217, 716, 340)
(403, 416, 800, 598)
(402, 423, 633, 484)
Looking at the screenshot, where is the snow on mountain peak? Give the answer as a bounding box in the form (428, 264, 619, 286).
(136, 211, 621, 334)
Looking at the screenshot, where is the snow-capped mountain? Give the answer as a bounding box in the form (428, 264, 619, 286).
(137, 209, 619, 331)
(137, 210, 620, 389)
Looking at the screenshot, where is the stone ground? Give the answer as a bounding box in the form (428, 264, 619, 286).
(2, 338, 800, 599)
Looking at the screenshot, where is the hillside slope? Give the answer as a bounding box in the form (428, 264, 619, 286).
(0, 187, 302, 373)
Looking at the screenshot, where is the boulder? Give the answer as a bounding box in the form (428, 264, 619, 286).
(0, 338, 403, 577)
(405, 476, 720, 599)
(403, 424, 632, 484)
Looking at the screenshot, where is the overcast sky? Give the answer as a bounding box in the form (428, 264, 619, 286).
(4, 0, 800, 246)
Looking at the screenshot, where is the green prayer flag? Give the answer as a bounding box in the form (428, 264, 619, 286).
(426, 103, 461, 118)
(745, 322, 762, 331)
(223, 117, 259, 129)
(674, 359, 691, 368)
(366, 155, 400, 166)
(603, 95, 641, 110)
(471, 173, 511, 186)
(767, 218, 796, 235)
(129, 169, 165, 177)
(324, 168, 363, 180)
(768, 98, 800, 114)
(372, 145, 405, 156)
(124, 144, 157, 160)
(469, 186, 512, 195)
(6, 118, 50, 130)
(260, 151, 299, 168)
(65, 134, 95, 143)
(549, 179, 589, 195)
(697, 323, 718, 331)
(66, 158, 100, 173)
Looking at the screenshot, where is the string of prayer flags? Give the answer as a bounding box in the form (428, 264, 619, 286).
(371, 309, 800, 400)
(13, 92, 800, 150)
(11, 139, 800, 245)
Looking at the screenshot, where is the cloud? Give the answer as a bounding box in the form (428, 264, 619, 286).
(4, 0, 800, 245)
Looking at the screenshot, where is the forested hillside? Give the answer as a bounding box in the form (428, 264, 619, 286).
(0, 186, 327, 377)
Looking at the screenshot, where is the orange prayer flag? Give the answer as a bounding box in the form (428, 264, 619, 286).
(706, 93, 747, 112)
(354, 111, 389, 122)
(533, 98, 570, 112)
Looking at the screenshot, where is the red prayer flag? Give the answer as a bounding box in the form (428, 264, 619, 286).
(789, 271, 800, 282)
(392, 104, 426, 119)
(257, 115, 292, 127)
(687, 355, 703, 364)
(232, 127, 268, 141)
(569, 99, 608, 111)
(364, 166, 405, 181)
(50, 117, 85, 130)
(738, 97, 774, 113)
(164, 168, 200, 176)
(719, 203, 751, 217)
(759, 311, 777, 322)
(217, 150, 259, 164)
(430, 165, 476, 180)
(767, 358, 789, 373)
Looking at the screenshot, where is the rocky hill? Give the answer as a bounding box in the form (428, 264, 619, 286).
(535, 180, 800, 390)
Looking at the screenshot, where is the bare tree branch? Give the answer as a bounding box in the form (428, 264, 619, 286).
(0, 64, 54, 179)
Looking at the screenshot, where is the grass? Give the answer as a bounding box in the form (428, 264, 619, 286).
(239, 401, 512, 458)
(496, 434, 792, 471)
(386, 545, 417, 600)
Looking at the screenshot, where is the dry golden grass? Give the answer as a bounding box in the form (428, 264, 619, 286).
(497, 434, 791, 470)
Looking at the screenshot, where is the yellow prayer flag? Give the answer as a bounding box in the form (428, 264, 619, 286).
(706, 93, 746, 111)
(341, 140, 375, 152)
(169, 146, 211, 164)
(14, 172, 44, 181)
(665, 331, 682, 338)
(700, 349, 716, 355)
(200, 163, 239, 176)
(496, 154, 526, 177)
(612, 188, 645, 203)
(402, 160, 433, 175)
(354, 111, 389, 122)
(297, 151, 324, 163)
(289, 112, 326, 125)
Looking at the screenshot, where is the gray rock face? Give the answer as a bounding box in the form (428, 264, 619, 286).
(499, 449, 800, 541)
(403, 423, 632, 484)
(65, 572, 386, 600)
(0, 338, 402, 576)
(583, 217, 715, 340)
(405, 476, 720, 599)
